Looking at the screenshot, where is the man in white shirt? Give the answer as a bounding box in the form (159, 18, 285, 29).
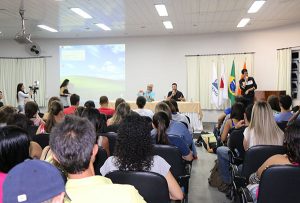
(134, 96, 154, 119)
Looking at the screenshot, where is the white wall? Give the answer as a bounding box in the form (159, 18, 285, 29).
(0, 23, 300, 105)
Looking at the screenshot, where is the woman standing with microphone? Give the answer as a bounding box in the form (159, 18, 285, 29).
(60, 79, 71, 108)
(17, 83, 32, 113)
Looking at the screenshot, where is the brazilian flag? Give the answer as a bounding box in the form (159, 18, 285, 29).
(228, 60, 236, 104)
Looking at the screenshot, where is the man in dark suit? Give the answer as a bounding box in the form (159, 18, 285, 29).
(239, 69, 257, 106)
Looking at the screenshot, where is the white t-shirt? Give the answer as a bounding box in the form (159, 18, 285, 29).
(17, 91, 29, 106)
(100, 155, 170, 177)
(133, 108, 154, 119)
(243, 127, 257, 148)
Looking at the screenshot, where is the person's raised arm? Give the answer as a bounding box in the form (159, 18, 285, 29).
(221, 119, 231, 142)
(167, 91, 173, 100)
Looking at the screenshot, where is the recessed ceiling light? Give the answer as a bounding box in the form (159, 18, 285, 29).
(163, 21, 173, 29)
(70, 8, 92, 19)
(95, 23, 111, 31)
(237, 18, 250, 28)
(155, 4, 168, 16)
(248, 1, 266, 13)
(37, 25, 58, 32)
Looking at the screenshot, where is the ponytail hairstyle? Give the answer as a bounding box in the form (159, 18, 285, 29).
(152, 111, 170, 145)
(45, 101, 64, 133)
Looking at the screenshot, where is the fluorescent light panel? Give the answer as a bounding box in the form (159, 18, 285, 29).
(70, 8, 92, 19)
(37, 25, 58, 32)
(237, 18, 250, 28)
(163, 21, 173, 29)
(95, 23, 111, 31)
(155, 4, 168, 16)
(248, 1, 266, 13)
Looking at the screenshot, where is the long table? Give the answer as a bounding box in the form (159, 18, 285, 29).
(108, 101, 203, 132)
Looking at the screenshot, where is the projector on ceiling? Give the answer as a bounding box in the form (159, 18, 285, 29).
(15, 33, 32, 44)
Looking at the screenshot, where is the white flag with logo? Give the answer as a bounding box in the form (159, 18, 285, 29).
(219, 63, 228, 106)
(211, 62, 218, 107)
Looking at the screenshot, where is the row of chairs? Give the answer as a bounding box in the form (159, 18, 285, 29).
(228, 145, 300, 203)
(33, 132, 191, 203)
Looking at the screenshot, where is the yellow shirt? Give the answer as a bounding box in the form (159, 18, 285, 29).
(65, 176, 146, 203)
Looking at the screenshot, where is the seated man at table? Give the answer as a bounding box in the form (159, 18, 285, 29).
(137, 84, 155, 102)
(98, 96, 115, 117)
(167, 83, 185, 102)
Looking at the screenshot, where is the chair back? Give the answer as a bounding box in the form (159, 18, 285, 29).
(258, 165, 300, 203)
(32, 133, 50, 149)
(94, 147, 108, 175)
(227, 127, 246, 160)
(276, 121, 288, 131)
(101, 132, 118, 156)
(106, 171, 170, 203)
(153, 144, 185, 178)
(241, 145, 286, 180)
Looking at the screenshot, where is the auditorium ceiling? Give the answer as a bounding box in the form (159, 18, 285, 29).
(0, 0, 299, 39)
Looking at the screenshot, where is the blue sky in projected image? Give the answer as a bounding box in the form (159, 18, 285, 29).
(60, 44, 125, 80)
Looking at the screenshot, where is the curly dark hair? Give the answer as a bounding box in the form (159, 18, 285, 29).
(284, 122, 300, 164)
(114, 114, 153, 171)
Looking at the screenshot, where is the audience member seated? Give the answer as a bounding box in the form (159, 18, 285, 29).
(64, 94, 80, 115)
(133, 96, 154, 119)
(217, 96, 247, 129)
(3, 159, 65, 203)
(107, 102, 131, 132)
(74, 106, 84, 117)
(267, 95, 281, 116)
(0, 126, 31, 201)
(100, 114, 183, 200)
(84, 100, 96, 109)
(43, 96, 61, 121)
(243, 101, 284, 151)
(6, 114, 42, 159)
(247, 122, 300, 202)
(169, 99, 193, 133)
(216, 104, 253, 191)
(220, 102, 245, 143)
(49, 115, 145, 203)
(25, 101, 45, 127)
(152, 111, 193, 162)
(275, 95, 293, 122)
(81, 107, 109, 155)
(98, 96, 115, 117)
(37, 101, 64, 134)
(152, 102, 197, 158)
(114, 98, 125, 109)
(0, 105, 17, 127)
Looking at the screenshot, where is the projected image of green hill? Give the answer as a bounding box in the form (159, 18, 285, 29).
(61, 75, 125, 101)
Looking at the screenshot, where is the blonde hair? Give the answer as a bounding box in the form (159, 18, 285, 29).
(249, 101, 283, 146)
(110, 102, 131, 125)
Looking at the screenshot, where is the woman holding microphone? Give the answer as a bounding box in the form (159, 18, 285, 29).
(17, 83, 32, 113)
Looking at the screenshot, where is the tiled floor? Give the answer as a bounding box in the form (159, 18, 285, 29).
(188, 122, 230, 203)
